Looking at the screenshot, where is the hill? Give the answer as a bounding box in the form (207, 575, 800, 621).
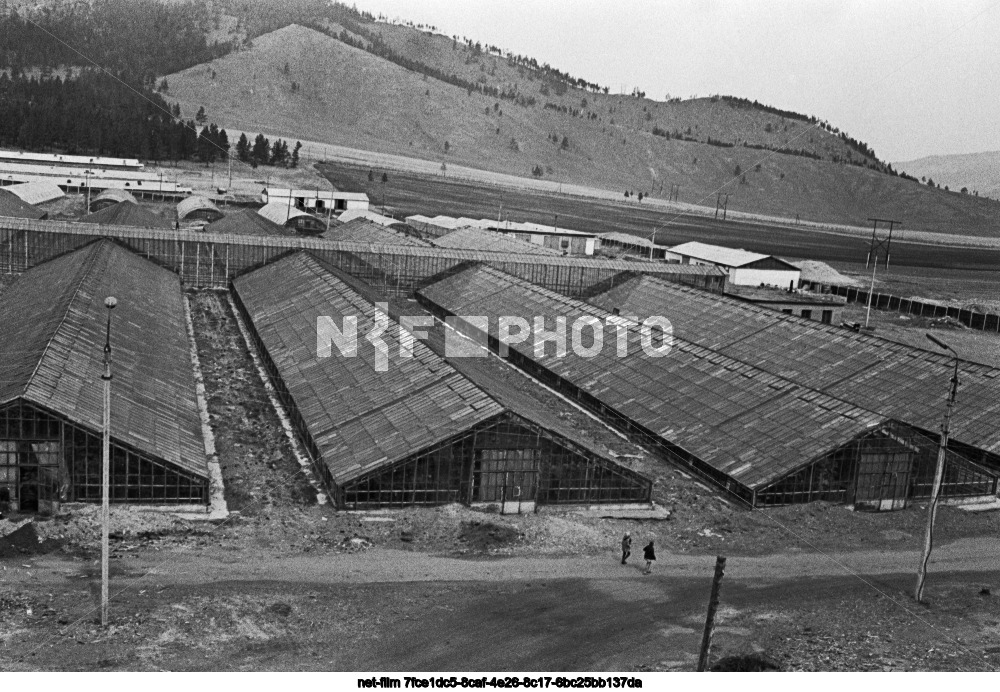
(162, 21, 1000, 236)
(895, 151, 1000, 200)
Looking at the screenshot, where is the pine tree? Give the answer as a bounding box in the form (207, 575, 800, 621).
(290, 141, 301, 168)
(236, 133, 249, 162)
(252, 133, 270, 166)
(195, 105, 207, 125)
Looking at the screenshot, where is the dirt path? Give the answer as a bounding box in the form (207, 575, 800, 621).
(3, 539, 999, 672)
(8, 536, 1000, 589)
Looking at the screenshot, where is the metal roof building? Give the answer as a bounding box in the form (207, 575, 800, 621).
(3, 181, 64, 206)
(261, 188, 369, 212)
(232, 252, 651, 512)
(89, 188, 138, 212)
(0, 149, 144, 171)
(0, 189, 47, 220)
(77, 201, 175, 230)
(0, 240, 209, 512)
(598, 232, 675, 260)
(431, 227, 563, 255)
(336, 209, 400, 227)
(669, 241, 801, 288)
(177, 195, 224, 223)
(418, 266, 999, 509)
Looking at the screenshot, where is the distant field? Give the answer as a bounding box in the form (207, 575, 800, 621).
(318, 161, 1000, 272)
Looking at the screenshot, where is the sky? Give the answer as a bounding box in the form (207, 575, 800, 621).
(352, 0, 1000, 163)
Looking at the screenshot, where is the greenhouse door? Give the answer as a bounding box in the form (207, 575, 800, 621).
(854, 448, 914, 512)
(475, 450, 539, 514)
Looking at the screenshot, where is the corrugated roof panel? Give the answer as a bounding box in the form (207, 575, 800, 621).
(588, 274, 1000, 454)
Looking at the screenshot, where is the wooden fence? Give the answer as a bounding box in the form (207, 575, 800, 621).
(801, 280, 1000, 333)
(0, 217, 727, 296)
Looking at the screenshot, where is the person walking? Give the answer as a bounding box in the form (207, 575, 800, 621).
(620, 532, 632, 565)
(642, 539, 656, 574)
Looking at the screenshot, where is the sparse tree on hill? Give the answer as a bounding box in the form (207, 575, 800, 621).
(561, 136, 569, 150)
(381, 172, 388, 183)
(158, 78, 168, 92)
(444, 140, 450, 153)
(284, 62, 290, 75)
(734, 164, 742, 177)
(927, 178, 935, 187)
(195, 106, 207, 125)
(236, 133, 250, 162)
(368, 169, 375, 182)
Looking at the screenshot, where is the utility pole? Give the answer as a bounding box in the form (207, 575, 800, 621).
(696, 556, 727, 671)
(714, 193, 729, 220)
(864, 218, 901, 329)
(915, 334, 960, 604)
(85, 170, 91, 211)
(100, 296, 117, 628)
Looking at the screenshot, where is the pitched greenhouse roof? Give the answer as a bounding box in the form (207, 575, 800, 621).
(77, 201, 175, 229)
(0, 189, 46, 219)
(232, 252, 505, 485)
(0, 240, 207, 477)
(322, 218, 429, 246)
(418, 265, 885, 490)
(589, 274, 1000, 454)
(431, 227, 563, 255)
(204, 208, 292, 237)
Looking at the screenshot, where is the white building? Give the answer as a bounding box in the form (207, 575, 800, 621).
(668, 241, 801, 288)
(402, 215, 597, 254)
(261, 188, 369, 213)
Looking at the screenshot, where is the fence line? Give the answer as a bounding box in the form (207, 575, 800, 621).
(801, 280, 1000, 334)
(0, 218, 727, 296)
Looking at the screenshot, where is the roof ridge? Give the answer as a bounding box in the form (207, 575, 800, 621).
(22, 241, 107, 397)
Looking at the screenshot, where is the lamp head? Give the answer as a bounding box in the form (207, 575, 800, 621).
(925, 333, 950, 352)
(104, 296, 118, 310)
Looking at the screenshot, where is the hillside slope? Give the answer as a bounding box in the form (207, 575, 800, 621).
(896, 151, 1000, 200)
(166, 23, 1000, 236)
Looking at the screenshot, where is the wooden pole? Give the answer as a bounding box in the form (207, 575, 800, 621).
(100, 297, 117, 628)
(696, 556, 727, 671)
(915, 339, 959, 603)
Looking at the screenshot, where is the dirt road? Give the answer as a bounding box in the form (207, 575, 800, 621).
(3, 537, 998, 672)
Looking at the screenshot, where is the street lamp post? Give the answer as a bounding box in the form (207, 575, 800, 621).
(101, 296, 117, 627)
(914, 333, 960, 604)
